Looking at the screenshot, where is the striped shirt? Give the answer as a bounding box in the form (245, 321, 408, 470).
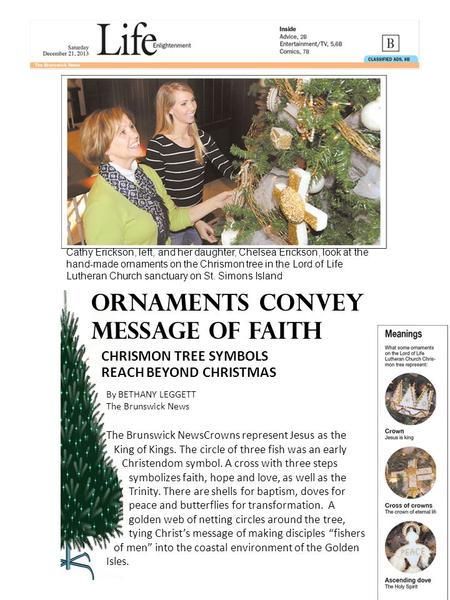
(143, 130, 233, 208)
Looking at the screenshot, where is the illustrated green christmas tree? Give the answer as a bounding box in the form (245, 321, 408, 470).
(61, 307, 123, 579)
(225, 78, 381, 245)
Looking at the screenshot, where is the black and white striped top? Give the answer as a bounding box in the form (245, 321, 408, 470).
(144, 130, 233, 208)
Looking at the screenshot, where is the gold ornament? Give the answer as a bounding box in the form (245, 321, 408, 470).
(273, 168, 328, 245)
(277, 186, 305, 224)
(270, 127, 293, 150)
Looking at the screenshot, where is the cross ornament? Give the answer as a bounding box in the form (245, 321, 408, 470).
(389, 458, 435, 498)
(273, 167, 328, 245)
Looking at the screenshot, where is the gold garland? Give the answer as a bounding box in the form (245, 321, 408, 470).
(334, 120, 380, 164)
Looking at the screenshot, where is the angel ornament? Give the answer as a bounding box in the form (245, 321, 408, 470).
(389, 523, 431, 573)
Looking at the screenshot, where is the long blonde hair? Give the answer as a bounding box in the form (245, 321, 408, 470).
(154, 82, 205, 164)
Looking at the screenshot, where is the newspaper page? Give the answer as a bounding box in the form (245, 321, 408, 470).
(10, 6, 448, 599)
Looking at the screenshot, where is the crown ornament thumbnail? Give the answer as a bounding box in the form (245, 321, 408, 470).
(391, 380, 433, 420)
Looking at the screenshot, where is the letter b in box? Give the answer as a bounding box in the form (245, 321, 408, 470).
(382, 34, 400, 52)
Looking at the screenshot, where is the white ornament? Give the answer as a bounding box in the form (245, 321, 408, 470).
(361, 97, 382, 131)
(254, 174, 279, 211)
(309, 176, 325, 194)
(389, 524, 431, 573)
(284, 102, 299, 120)
(266, 87, 280, 112)
(221, 228, 239, 246)
(279, 102, 299, 129)
(293, 222, 309, 245)
(353, 164, 380, 199)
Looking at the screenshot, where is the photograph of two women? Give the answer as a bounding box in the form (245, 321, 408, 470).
(66, 77, 382, 247)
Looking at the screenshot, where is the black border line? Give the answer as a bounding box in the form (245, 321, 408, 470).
(61, 73, 388, 251)
(377, 324, 449, 599)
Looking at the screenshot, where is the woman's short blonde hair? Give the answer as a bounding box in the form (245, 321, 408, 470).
(80, 107, 135, 167)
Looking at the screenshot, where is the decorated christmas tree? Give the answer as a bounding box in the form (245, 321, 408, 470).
(222, 78, 381, 245)
(61, 307, 123, 579)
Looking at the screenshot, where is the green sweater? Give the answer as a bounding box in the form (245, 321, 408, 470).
(83, 165, 192, 245)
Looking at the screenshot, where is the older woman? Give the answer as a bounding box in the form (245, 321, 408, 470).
(80, 107, 233, 245)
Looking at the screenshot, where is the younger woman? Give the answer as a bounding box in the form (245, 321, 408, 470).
(144, 82, 234, 244)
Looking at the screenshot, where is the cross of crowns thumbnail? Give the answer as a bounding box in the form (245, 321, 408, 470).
(389, 458, 434, 499)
